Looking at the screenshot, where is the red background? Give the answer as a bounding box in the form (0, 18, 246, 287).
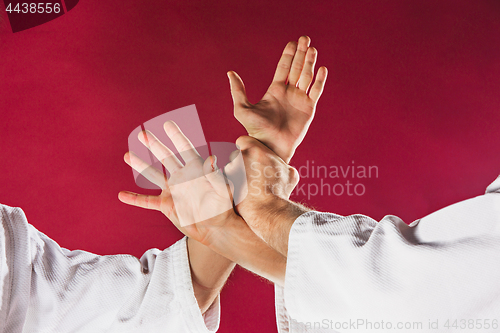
(1, 1, 500, 332)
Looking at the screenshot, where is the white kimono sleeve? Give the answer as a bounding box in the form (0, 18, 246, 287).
(0, 204, 220, 333)
(276, 176, 500, 333)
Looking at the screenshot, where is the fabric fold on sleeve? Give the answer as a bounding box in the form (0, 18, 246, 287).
(0, 203, 220, 333)
(278, 186, 500, 333)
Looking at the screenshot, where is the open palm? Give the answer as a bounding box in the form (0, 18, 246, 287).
(228, 36, 328, 163)
(118, 121, 236, 246)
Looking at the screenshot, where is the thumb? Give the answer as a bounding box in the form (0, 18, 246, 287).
(227, 71, 249, 107)
(203, 155, 232, 198)
(202, 155, 219, 175)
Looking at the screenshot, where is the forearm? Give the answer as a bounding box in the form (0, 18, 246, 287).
(242, 198, 310, 258)
(187, 238, 235, 314)
(206, 214, 286, 286)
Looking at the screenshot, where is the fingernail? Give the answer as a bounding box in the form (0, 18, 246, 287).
(211, 155, 217, 172)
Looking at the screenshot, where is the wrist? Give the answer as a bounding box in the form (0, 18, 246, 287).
(205, 213, 287, 285)
(202, 213, 243, 251)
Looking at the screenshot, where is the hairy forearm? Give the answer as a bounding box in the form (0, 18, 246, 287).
(206, 214, 286, 286)
(269, 199, 310, 257)
(242, 197, 310, 258)
(187, 238, 235, 314)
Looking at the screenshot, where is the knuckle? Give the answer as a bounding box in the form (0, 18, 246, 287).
(278, 61, 291, 70)
(289, 167, 300, 185)
(235, 135, 252, 150)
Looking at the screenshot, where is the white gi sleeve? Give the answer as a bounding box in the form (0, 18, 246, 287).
(0, 204, 220, 333)
(276, 175, 500, 333)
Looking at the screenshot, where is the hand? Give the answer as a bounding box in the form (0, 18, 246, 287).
(225, 136, 305, 252)
(119, 121, 239, 246)
(228, 36, 328, 163)
(119, 125, 287, 285)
